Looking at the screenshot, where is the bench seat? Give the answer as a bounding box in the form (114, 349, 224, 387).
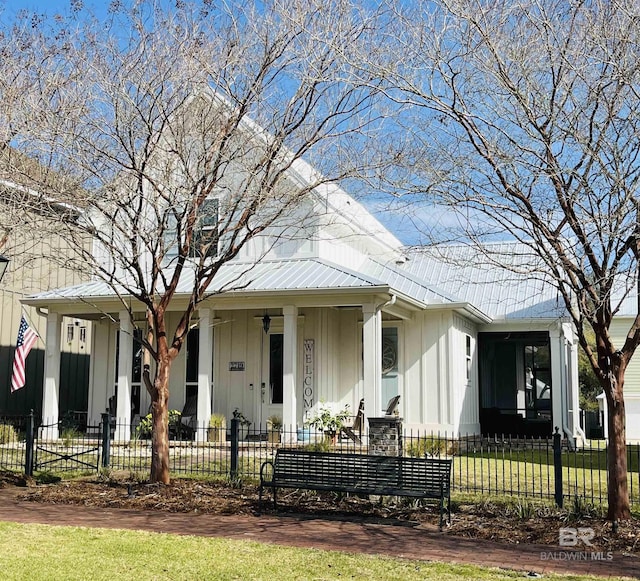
(260, 449, 452, 529)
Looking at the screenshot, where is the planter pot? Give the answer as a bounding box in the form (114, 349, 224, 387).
(207, 426, 226, 443)
(324, 430, 338, 445)
(297, 427, 312, 443)
(267, 429, 281, 444)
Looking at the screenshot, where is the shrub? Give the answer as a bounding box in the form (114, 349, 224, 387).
(302, 440, 332, 452)
(308, 403, 350, 435)
(0, 423, 18, 444)
(61, 427, 80, 447)
(267, 415, 282, 430)
(135, 409, 182, 439)
(405, 436, 457, 457)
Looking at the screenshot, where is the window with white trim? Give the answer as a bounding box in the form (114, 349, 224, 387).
(190, 198, 219, 258)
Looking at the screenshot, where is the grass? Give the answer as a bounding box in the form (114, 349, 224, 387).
(451, 445, 640, 505)
(0, 521, 631, 581)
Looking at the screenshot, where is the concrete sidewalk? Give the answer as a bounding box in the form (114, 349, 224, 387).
(0, 488, 637, 579)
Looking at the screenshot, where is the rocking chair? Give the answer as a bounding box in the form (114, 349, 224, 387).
(341, 398, 365, 444)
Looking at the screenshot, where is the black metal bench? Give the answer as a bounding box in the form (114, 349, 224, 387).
(259, 449, 452, 529)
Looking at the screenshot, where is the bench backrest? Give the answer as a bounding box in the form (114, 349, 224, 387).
(273, 449, 451, 496)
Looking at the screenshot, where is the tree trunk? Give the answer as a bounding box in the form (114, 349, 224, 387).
(150, 357, 171, 484)
(605, 378, 630, 521)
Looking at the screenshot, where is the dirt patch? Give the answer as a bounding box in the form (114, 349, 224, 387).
(3, 470, 638, 556)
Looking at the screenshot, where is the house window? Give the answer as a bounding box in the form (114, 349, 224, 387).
(465, 335, 472, 381)
(79, 326, 87, 343)
(67, 324, 74, 343)
(190, 198, 219, 259)
(381, 327, 399, 405)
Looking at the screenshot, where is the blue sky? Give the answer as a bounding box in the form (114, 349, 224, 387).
(2, 1, 101, 15)
(0, 0, 440, 245)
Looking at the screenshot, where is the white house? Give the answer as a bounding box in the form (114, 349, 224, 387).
(18, 92, 583, 443)
(22, 186, 582, 443)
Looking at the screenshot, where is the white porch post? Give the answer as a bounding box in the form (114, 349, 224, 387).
(116, 311, 133, 442)
(42, 311, 61, 439)
(196, 308, 213, 442)
(362, 303, 382, 418)
(567, 326, 582, 441)
(283, 305, 298, 440)
(549, 325, 564, 438)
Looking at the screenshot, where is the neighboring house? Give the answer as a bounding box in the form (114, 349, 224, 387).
(0, 147, 92, 419)
(21, 161, 582, 443)
(600, 294, 640, 441)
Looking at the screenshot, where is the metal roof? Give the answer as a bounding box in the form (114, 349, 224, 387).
(25, 245, 563, 322)
(25, 256, 486, 319)
(26, 258, 387, 302)
(401, 243, 568, 321)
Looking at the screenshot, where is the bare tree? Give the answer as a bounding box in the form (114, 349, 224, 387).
(376, 0, 640, 520)
(2, 0, 384, 483)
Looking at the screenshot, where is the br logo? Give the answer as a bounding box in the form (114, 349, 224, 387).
(559, 527, 595, 547)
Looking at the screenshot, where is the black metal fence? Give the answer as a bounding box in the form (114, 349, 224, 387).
(1, 412, 638, 508)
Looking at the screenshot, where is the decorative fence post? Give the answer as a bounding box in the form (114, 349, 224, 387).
(101, 412, 111, 469)
(553, 427, 563, 508)
(24, 410, 35, 477)
(230, 417, 239, 480)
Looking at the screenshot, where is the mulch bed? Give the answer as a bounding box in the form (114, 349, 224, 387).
(2, 470, 638, 556)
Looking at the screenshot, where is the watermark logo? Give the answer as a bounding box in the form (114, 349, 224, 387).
(540, 528, 613, 562)
(559, 527, 594, 547)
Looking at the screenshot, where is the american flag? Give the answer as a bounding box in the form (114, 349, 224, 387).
(11, 316, 38, 393)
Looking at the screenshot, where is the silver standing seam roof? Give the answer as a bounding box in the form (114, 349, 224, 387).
(25, 248, 565, 322)
(401, 244, 568, 320)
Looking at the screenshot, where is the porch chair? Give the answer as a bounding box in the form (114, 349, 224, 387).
(384, 395, 401, 416)
(176, 395, 198, 440)
(341, 398, 365, 444)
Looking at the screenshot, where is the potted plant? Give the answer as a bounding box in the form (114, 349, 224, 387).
(208, 413, 226, 443)
(308, 403, 350, 445)
(232, 408, 251, 440)
(266, 415, 282, 444)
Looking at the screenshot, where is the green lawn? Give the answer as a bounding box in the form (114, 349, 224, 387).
(450, 444, 640, 505)
(0, 521, 632, 581)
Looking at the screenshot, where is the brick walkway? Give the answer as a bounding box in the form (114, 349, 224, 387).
(0, 488, 637, 579)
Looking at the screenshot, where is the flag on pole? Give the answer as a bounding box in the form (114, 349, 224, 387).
(11, 316, 38, 393)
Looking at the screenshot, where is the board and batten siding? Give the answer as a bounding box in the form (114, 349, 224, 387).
(452, 313, 480, 433)
(610, 317, 640, 395)
(0, 212, 92, 417)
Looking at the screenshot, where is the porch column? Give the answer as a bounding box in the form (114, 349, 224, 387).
(362, 303, 382, 418)
(41, 311, 61, 440)
(115, 311, 133, 442)
(549, 325, 564, 438)
(283, 305, 298, 440)
(196, 308, 213, 442)
(566, 326, 582, 441)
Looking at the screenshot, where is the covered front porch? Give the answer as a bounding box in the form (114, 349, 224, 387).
(29, 288, 417, 442)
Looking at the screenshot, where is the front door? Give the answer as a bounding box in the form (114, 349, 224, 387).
(260, 333, 283, 427)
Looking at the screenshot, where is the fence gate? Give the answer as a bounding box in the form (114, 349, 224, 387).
(34, 417, 102, 473)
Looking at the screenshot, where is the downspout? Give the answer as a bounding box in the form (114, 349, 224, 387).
(377, 294, 397, 313)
